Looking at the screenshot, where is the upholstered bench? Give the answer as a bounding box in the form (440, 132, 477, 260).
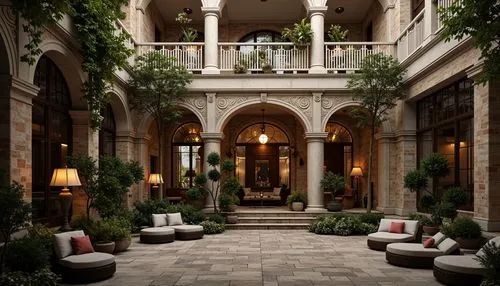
(140, 227, 175, 244)
(53, 230, 116, 283)
(171, 225, 204, 240)
(367, 219, 421, 251)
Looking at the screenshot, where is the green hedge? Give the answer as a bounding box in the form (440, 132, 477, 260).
(309, 214, 378, 236)
(200, 221, 225, 234)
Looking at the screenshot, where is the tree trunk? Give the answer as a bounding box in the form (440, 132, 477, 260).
(367, 123, 375, 213)
(157, 119, 163, 200)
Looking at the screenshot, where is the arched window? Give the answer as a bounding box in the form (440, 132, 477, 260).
(238, 30, 284, 54)
(32, 55, 72, 224)
(235, 123, 290, 189)
(172, 122, 203, 188)
(99, 103, 116, 156)
(324, 122, 353, 180)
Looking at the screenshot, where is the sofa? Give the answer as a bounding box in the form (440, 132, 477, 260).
(386, 232, 460, 268)
(140, 213, 204, 243)
(53, 230, 116, 283)
(242, 187, 282, 205)
(433, 236, 500, 285)
(367, 219, 421, 251)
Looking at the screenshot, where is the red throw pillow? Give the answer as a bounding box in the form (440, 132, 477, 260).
(423, 238, 435, 248)
(71, 235, 95, 255)
(389, 222, 405, 233)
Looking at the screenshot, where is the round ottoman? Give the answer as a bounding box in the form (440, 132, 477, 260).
(171, 225, 204, 240)
(140, 227, 175, 244)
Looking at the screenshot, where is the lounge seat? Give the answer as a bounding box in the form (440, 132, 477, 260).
(140, 227, 175, 244)
(386, 235, 460, 269)
(171, 225, 204, 240)
(433, 236, 500, 285)
(367, 219, 421, 251)
(53, 230, 116, 283)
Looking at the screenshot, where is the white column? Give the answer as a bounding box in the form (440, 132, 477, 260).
(308, 6, 327, 74)
(200, 132, 223, 210)
(201, 7, 221, 74)
(423, 0, 438, 44)
(305, 132, 328, 212)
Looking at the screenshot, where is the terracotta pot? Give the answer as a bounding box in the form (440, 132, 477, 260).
(456, 237, 483, 250)
(423, 226, 440, 236)
(291, 202, 304, 211)
(226, 215, 238, 224)
(114, 239, 131, 253)
(94, 241, 115, 254)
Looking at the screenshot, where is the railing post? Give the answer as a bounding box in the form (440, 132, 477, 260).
(423, 0, 438, 44)
(307, 6, 327, 74)
(202, 7, 221, 74)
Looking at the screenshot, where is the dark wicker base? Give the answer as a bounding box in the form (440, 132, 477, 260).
(433, 265, 483, 286)
(386, 251, 435, 268)
(367, 239, 392, 251)
(175, 230, 204, 240)
(61, 262, 116, 284)
(140, 233, 175, 244)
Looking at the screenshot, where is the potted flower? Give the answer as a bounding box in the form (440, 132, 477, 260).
(175, 12, 198, 54)
(186, 187, 207, 210)
(234, 58, 249, 74)
(281, 18, 313, 49)
(91, 220, 115, 254)
(327, 24, 348, 42)
(109, 217, 132, 253)
(320, 172, 345, 212)
(446, 217, 483, 249)
(286, 192, 307, 211)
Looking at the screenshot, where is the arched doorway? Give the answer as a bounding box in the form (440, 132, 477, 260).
(235, 123, 290, 190)
(32, 55, 73, 224)
(324, 122, 353, 179)
(171, 122, 203, 189)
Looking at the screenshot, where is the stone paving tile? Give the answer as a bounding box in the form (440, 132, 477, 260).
(61, 230, 444, 286)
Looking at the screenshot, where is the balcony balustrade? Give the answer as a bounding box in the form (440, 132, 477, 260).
(324, 42, 395, 72)
(135, 42, 205, 71)
(397, 10, 425, 61)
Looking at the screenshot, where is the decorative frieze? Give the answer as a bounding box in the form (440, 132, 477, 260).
(179, 95, 207, 122)
(216, 95, 248, 121)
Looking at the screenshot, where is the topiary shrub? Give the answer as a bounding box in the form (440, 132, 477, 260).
(286, 192, 306, 204)
(0, 268, 59, 286)
(5, 236, 51, 273)
(421, 153, 450, 179)
(186, 187, 206, 200)
(200, 221, 225, 234)
(419, 195, 435, 212)
(359, 213, 384, 225)
(448, 217, 482, 239)
(207, 213, 225, 224)
(442, 187, 468, 208)
(132, 199, 170, 228)
(408, 213, 433, 226)
(404, 170, 428, 192)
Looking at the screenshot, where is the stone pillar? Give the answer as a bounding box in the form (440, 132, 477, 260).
(0, 76, 38, 200)
(308, 6, 327, 74)
(135, 136, 151, 201)
(423, 0, 438, 44)
(305, 132, 328, 212)
(470, 64, 500, 231)
(394, 131, 418, 215)
(116, 131, 136, 207)
(201, 7, 221, 74)
(200, 132, 223, 211)
(376, 133, 395, 214)
(69, 111, 99, 216)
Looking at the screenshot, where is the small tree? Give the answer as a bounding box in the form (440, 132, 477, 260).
(129, 52, 191, 199)
(438, 0, 499, 84)
(67, 154, 98, 219)
(320, 172, 345, 197)
(0, 175, 31, 274)
(347, 53, 406, 213)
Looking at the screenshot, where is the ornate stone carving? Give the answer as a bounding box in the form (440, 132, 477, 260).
(216, 96, 248, 121)
(260, 92, 267, 103)
(313, 93, 321, 102)
(321, 95, 352, 121)
(0, 6, 17, 59)
(207, 93, 214, 103)
(179, 96, 207, 121)
(276, 95, 313, 123)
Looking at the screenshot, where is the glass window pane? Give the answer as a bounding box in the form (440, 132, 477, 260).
(459, 119, 473, 209)
(174, 146, 191, 188)
(279, 146, 289, 187)
(235, 146, 246, 187)
(436, 124, 455, 197)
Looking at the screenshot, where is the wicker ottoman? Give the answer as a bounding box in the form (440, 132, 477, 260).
(140, 227, 175, 244)
(171, 225, 204, 240)
(433, 255, 485, 286)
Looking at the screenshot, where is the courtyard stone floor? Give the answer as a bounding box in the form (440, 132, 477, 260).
(75, 230, 444, 286)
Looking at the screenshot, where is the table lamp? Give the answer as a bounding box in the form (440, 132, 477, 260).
(49, 166, 81, 231)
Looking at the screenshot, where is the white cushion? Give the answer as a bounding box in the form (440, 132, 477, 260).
(167, 212, 183, 226)
(152, 214, 167, 227)
(273, 188, 281, 196)
(437, 238, 460, 254)
(431, 232, 447, 247)
(244, 188, 251, 195)
(387, 243, 445, 258)
(434, 255, 486, 275)
(59, 252, 115, 270)
(140, 227, 174, 236)
(53, 230, 85, 259)
(367, 232, 414, 243)
(171, 225, 203, 233)
(377, 219, 419, 236)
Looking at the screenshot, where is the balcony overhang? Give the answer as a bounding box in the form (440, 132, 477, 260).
(187, 74, 350, 93)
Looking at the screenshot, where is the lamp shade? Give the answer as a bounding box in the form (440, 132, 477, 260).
(148, 173, 164, 184)
(49, 168, 82, 187)
(350, 167, 363, 177)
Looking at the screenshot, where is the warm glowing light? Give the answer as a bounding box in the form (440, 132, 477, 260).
(350, 167, 363, 177)
(259, 133, 268, 144)
(49, 167, 82, 192)
(148, 173, 164, 188)
(61, 143, 68, 147)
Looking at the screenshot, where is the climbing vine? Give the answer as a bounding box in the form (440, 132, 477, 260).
(10, 0, 133, 129)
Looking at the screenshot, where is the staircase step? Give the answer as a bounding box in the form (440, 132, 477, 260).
(237, 217, 315, 224)
(225, 223, 310, 230)
(231, 211, 318, 218)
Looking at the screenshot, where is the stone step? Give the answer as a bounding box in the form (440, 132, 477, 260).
(237, 216, 315, 224)
(225, 223, 310, 230)
(230, 211, 319, 218)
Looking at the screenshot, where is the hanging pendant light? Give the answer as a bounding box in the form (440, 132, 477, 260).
(259, 109, 268, 144)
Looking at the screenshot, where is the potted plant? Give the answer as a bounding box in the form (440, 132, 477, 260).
(446, 217, 483, 249)
(109, 217, 132, 253)
(281, 18, 313, 48)
(233, 59, 249, 74)
(286, 192, 306, 211)
(404, 169, 428, 193)
(186, 187, 207, 210)
(175, 12, 198, 44)
(91, 219, 115, 254)
(320, 172, 345, 212)
(327, 24, 348, 42)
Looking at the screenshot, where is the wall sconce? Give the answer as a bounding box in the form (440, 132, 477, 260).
(49, 166, 82, 231)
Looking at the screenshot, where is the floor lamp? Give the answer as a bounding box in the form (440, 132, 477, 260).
(49, 167, 81, 231)
(148, 173, 164, 199)
(350, 167, 363, 208)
